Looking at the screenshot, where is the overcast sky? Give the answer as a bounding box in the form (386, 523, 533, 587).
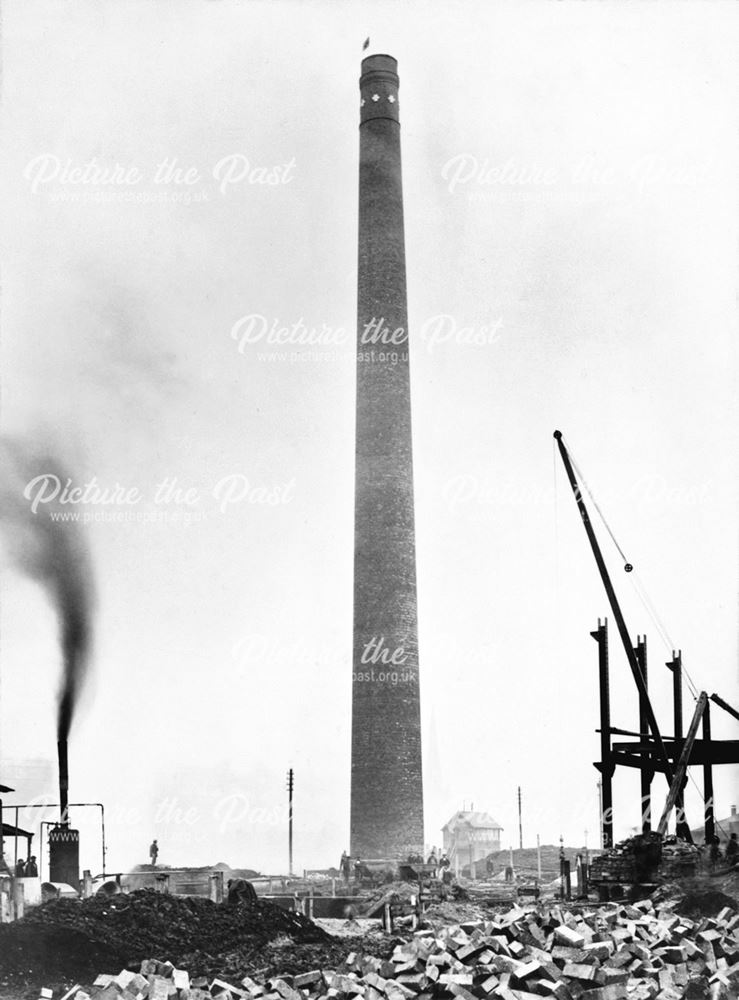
(0, 0, 737, 878)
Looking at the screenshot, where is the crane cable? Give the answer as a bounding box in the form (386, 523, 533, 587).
(565, 440, 632, 570)
(561, 436, 702, 699)
(560, 435, 730, 842)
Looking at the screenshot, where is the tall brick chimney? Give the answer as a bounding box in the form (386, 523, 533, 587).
(350, 53, 424, 861)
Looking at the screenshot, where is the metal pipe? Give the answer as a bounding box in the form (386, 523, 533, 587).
(6, 802, 105, 876)
(58, 740, 69, 826)
(553, 430, 673, 782)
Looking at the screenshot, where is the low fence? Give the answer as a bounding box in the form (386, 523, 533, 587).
(0, 875, 41, 922)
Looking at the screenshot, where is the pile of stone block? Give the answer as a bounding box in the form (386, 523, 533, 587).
(589, 838, 699, 891)
(658, 844, 702, 883)
(52, 896, 738, 1000)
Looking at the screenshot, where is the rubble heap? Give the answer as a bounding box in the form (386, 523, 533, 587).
(34, 895, 739, 1000)
(0, 890, 328, 987)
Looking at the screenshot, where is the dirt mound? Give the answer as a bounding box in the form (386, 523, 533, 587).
(674, 888, 737, 917)
(651, 874, 738, 916)
(0, 890, 328, 989)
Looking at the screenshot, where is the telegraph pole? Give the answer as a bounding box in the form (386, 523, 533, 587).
(536, 833, 542, 880)
(286, 768, 294, 875)
(517, 786, 523, 849)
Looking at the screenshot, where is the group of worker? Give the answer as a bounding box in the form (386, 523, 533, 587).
(14, 856, 38, 877)
(704, 832, 738, 868)
(423, 849, 452, 878)
(339, 849, 453, 883)
(340, 852, 370, 882)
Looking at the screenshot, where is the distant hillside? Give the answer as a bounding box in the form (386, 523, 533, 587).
(461, 844, 601, 879)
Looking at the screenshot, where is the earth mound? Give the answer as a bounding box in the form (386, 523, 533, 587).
(0, 889, 328, 988)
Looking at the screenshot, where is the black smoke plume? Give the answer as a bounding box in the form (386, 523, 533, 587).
(0, 439, 95, 741)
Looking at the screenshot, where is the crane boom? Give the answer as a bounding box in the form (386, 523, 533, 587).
(656, 692, 707, 836)
(553, 431, 674, 783)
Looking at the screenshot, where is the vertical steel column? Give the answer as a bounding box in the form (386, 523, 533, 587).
(591, 619, 614, 848)
(636, 637, 652, 833)
(702, 702, 715, 845)
(667, 651, 689, 838)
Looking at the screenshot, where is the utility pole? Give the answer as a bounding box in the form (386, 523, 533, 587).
(517, 786, 523, 849)
(536, 833, 542, 880)
(286, 768, 294, 876)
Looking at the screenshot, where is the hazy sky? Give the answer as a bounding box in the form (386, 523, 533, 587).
(1, 0, 737, 878)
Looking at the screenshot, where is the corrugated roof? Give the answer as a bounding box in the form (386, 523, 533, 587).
(443, 810, 503, 831)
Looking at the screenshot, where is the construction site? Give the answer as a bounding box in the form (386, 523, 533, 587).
(1, 12, 738, 1000)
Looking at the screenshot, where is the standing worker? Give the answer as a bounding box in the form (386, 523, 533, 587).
(709, 836, 721, 869)
(149, 838, 159, 867)
(26, 856, 38, 877)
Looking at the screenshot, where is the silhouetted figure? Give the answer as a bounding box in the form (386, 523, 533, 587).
(15, 858, 26, 878)
(726, 833, 738, 864)
(149, 839, 159, 867)
(227, 878, 257, 905)
(709, 836, 721, 868)
(340, 851, 351, 883)
(25, 856, 38, 877)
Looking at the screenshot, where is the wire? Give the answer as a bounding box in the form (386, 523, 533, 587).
(565, 439, 631, 570)
(559, 436, 734, 843)
(562, 435, 705, 701)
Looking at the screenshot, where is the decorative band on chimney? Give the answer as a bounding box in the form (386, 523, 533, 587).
(359, 54, 400, 125)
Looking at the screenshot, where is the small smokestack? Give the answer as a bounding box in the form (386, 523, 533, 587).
(58, 738, 69, 826)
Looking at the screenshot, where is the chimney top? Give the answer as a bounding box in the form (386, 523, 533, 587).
(361, 53, 398, 75)
(359, 54, 400, 125)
